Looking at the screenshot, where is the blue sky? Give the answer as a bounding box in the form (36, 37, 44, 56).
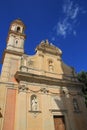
(0, 0, 87, 73)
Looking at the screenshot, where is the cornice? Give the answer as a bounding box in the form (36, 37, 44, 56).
(1, 49, 24, 63)
(8, 30, 26, 38)
(15, 71, 83, 87)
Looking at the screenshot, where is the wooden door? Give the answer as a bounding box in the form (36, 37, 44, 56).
(54, 116, 66, 130)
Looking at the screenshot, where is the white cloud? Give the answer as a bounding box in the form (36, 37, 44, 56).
(71, 6, 79, 19)
(56, 19, 72, 37)
(50, 0, 86, 40)
(73, 30, 76, 36)
(53, 0, 83, 38)
(63, 0, 80, 19)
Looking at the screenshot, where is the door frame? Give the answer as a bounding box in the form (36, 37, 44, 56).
(53, 115, 66, 130)
(49, 109, 71, 130)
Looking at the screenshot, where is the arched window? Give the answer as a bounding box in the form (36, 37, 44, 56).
(17, 26, 21, 32)
(48, 59, 54, 72)
(31, 95, 38, 111)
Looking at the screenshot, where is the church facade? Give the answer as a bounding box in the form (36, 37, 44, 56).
(0, 19, 87, 130)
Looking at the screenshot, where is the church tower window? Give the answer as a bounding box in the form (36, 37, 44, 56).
(17, 26, 21, 33)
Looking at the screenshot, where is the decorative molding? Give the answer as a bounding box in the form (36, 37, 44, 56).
(40, 88, 49, 94)
(36, 40, 62, 56)
(28, 60, 34, 66)
(8, 31, 26, 39)
(49, 109, 67, 113)
(1, 49, 23, 64)
(20, 66, 28, 72)
(18, 84, 28, 92)
(29, 110, 41, 117)
(15, 71, 83, 87)
(29, 110, 41, 113)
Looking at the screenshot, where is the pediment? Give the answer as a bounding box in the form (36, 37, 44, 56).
(36, 40, 62, 56)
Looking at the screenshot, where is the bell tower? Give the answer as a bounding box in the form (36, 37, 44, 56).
(1, 19, 26, 82)
(6, 19, 26, 53)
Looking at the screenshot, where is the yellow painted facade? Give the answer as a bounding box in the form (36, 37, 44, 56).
(0, 19, 87, 130)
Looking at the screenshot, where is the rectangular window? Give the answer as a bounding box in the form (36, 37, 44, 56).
(54, 115, 66, 130)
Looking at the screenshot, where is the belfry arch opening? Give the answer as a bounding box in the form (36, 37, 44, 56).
(17, 26, 21, 32)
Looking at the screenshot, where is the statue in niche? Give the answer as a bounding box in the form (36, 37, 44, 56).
(73, 98, 79, 111)
(49, 65, 54, 72)
(21, 56, 24, 66)
(31, 95, 38, 111)
(21, 56, 26, 66)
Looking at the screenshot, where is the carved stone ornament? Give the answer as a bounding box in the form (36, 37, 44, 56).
(28, 60, 33, 66)
(18, 84, 28, 92)
(36, 40, 62, 56)
(40, 88, 49, 93)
